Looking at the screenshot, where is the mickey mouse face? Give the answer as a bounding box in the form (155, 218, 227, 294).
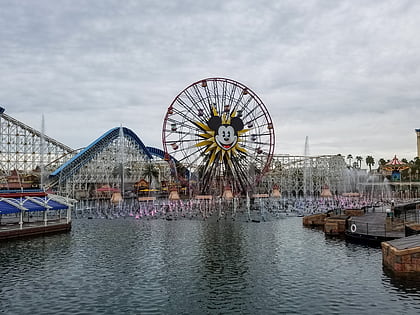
(215, 125, 238, 150)
(207, 115, 244, 151)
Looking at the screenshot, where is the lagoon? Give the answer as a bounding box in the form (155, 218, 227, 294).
(1, 217, 419, 314)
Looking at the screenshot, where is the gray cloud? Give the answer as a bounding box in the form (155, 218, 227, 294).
(1, 0, 419, 165)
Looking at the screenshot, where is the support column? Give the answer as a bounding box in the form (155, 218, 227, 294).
(246, 192, 251, 221)
(66, 206, 71, 224)
(19, 210, 23, 229)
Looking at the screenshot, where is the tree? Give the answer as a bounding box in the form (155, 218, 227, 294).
(365, 156, 375, 172)
(378, 158, 387, 166)
(413, 157, 420, 180)
(142, 163, 159, 187)
(112, 164, 131, 178)
(377, 158, 387, 172)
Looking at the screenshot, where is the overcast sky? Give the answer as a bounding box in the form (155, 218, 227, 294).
(1, 0, 419, 165)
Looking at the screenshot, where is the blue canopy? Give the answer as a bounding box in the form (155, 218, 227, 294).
(21, 199, 47, 212)
(0, 196, 69, 214)
(0, 200, 21, 215)
(33, 197, 68, 210)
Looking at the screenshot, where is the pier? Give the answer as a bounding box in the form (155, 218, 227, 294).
(382, 235, 420, 274)
(302, 201, 420, 246)
(345, 212, 406, 244)
(0, 219, 71, 240)
(0, 190, 74, 241)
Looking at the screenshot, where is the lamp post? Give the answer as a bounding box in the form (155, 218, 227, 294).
(409, 168, 412, 199)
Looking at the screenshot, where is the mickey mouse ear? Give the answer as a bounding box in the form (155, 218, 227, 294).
(231, 116, 244, 131)
(208, 116, 222, 130)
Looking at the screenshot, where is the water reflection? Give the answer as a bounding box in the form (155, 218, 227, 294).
(382, 266, 420, 293)
(199, 221, 249, 312)
(0, 217, 420, 314)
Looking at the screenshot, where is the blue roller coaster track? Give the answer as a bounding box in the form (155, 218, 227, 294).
(50, 127, 153, 182)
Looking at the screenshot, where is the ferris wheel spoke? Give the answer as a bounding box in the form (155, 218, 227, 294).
(172, 101, 202, 122)
(237, 95, 254, 113)
(241, 100, 262, 121)
(182, 89, 206, 113)
(231, 94, 246, 114)
(164, 123, 200, 137)
(176, 145, 204, 163)
(201, 83, 216, 111)
(211, 81, 223, 114)
(231, 162, 252, 190)
(193, 83, 215, 108)
(176, 96, 209, 122)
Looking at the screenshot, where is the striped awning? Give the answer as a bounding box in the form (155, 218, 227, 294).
(0, 196, 69, 215)
(382, 155, 409, 171)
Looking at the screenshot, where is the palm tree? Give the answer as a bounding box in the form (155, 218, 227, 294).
(378, 158, 387, 166)
(355, 156, 363, 169)
(365, 156, 375, 172)
(378, 158, 387, 172)
(414, 157, 420, 181)
(142, 163, 159, 188)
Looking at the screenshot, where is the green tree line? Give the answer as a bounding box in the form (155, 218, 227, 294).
(344, 154, 420, 181)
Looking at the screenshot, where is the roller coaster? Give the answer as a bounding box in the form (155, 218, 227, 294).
(0, 107, 171, 198)
(1, 106, 350, 201)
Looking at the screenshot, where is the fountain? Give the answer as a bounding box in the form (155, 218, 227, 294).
(361, 173, 392, 201)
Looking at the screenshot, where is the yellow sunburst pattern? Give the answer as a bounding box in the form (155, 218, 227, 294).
(195, 106, 249, 173)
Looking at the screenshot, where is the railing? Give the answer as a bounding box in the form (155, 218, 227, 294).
(348, 221, 386, 236)
(347, 218, 409, 238)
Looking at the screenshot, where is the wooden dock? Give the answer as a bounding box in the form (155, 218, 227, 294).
(0, 219, 71, 241)
(345, 212, 406, 244)
(382, 235, 420, 273)
(303, 210, 412, 244)
(324, 215, 349, 236)
(302, 213, 327, 227)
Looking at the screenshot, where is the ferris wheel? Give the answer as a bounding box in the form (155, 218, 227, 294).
(162, 77, 275, 195)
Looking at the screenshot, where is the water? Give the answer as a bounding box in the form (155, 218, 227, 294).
(1, 217, 419, 314)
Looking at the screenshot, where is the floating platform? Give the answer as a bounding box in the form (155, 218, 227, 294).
(303, 209, 414, 244)
(324, 215, 349, 236)
(0, 189, 73, 241)
(345, 213, 405, 245)
(0, 219, 71, 240)
(303, 209, 364, 230)
(405, 224, 420, 236)
(382, 234, 420, 274)
(302, 213, 327, 227)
